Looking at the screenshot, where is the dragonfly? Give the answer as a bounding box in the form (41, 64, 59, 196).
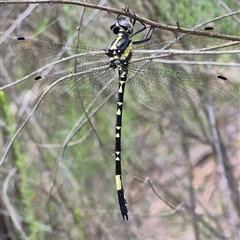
(11, 8, 239, 220)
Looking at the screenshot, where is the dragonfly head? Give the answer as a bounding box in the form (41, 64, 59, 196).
(110, 17, 134, 35)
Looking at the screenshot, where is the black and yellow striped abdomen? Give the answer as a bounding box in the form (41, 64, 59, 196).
(106, 31, 133, 220)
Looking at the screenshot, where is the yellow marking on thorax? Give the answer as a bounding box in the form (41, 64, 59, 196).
(121, 42, 133, 60)
(110, 33, 133, 62)
(110, 34, 123, 50)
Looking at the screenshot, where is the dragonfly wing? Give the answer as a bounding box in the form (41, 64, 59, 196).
(128, 61, 239, 110)
(134, 28, 240, 67)
(31, 67, 116, 109)
(134, 28, 239, 51)
(11, 38, 117, 108)
(11, 38, 107, 68)
(130, 28, 239, 110)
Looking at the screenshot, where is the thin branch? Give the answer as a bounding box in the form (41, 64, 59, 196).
(0, 70, 85, 165)
(1, 0, 240, 41)
(192, 10, 240, 30)
(3, 168, 29, 240)
(0, 4, 37, 44)
(207, 105, 239, 240)
(214, 0, 240, 25)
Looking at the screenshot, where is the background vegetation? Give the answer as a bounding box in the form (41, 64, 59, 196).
(1, 0, 239, 239)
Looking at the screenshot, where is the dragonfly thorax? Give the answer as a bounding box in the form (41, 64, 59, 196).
(107, 32, 133, 70)
(107, 16, 134, 72)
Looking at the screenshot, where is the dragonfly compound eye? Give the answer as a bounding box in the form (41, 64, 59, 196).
(118, 19, 133, 34)
(110, 18, 133, 35)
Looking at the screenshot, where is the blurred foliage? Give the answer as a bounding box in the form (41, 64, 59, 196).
(1, 0, 239, 239)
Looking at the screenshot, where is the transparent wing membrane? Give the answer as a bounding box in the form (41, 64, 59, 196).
(11, 33, 239, 110)
(128, 64, 238, 110)
(135, 29, 239, 51)
(11, 38, 117, 108)
(129, 30, 239, 110)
